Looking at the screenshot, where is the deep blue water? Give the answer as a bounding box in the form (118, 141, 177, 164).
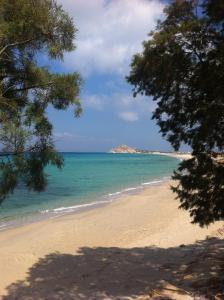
(0, 153, 179, 229)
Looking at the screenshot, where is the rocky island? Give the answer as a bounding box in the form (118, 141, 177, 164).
(109, 145, 192, 159)
(109, 144, 167, 154)
(109, 145, 147, 154)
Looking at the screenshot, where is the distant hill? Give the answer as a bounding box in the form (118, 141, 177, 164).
(109, 145, 191, 158)
(109, 145, 139, 153)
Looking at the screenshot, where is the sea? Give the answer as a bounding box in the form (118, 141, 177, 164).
(0, 153, 179, 231)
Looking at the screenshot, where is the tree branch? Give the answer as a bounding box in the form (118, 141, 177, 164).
(0, 39, 34, 57)
(2, 82, 53, 96)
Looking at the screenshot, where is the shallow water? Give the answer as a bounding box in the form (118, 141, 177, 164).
(0, 153, 179, 229)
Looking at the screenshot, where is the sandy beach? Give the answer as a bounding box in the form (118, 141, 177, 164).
(151, 152, 192, 160)
(1, 0, 223, 297)
(0, 180, 223, 299)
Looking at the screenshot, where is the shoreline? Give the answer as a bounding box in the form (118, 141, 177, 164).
(0, 180, 223, 298)
(0, 177, 171, 233)
(109, 149, 192, 160)
(150, 151, 192, 160)
(0, 152, 184, 233)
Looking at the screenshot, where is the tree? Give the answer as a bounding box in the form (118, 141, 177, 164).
(127, 0, 224, 226)
(0, 0, 82, 203)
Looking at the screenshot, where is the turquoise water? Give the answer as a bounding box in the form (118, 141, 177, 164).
(0, 153, 179, 229)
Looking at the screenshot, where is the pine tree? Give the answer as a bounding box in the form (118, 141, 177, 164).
(127, 0, 224, 226)
(0, 0, 82, 202)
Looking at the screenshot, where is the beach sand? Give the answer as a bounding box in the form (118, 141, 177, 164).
(0, 181, 223, 299)
(151, 152, 192, 160)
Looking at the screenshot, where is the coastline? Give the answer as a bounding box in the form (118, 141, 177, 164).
(150, 152, 192, 160)
(0, 180, 223, 298)
(149, 153, 191, 160)
(0, 153, 186, 233)
(0, 153, 179, 232)
(0, 177, 170, 233)
(109, 145, 192, 161)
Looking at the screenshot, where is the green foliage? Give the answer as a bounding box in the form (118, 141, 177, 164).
(172, 153, 224, 225)
(0, 0, 82, 203)
(127, 0, 224, 226)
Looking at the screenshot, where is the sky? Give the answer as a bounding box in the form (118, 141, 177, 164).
(48, 0, 175, 152)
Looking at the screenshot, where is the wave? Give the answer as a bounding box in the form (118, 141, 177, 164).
(107, 191, 122, 197)
(123, 187, 138, 192)
(1, 176, 171, 231)
(0, 223, 7, 231)
(141, 180, 163, 185)
(40, 177, 170, 216)
(40, 199, 113, 214)
(107, 187, 139, 197)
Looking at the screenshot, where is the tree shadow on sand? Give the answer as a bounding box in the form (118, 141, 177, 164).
(3, 238, 224, 300)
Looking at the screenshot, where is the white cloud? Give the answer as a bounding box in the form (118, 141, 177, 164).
(82, 94, 106, 110)
(82, 91, 156, 121)
(60, 0, 164, 76)
(118, 111, 139, 122)
(54, 132, 76, 140)
(114, 93, 156, 114)
(54, 131, 115, 143)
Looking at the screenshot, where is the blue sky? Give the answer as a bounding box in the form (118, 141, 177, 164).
(48, 0, 175, 152)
